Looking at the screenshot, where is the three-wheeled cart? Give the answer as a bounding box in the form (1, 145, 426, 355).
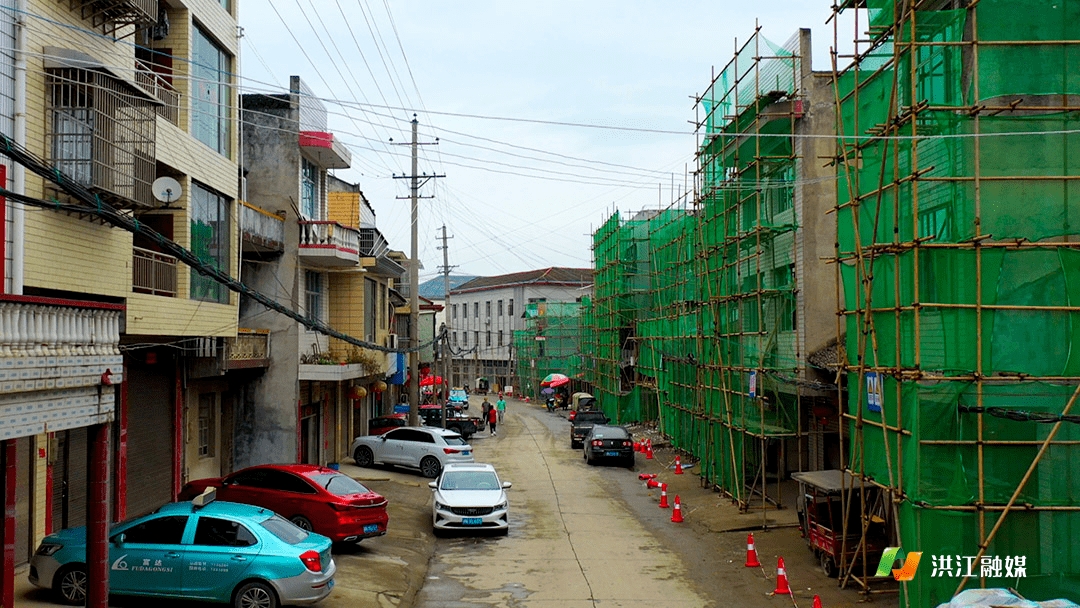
(792, 469, 888, 579)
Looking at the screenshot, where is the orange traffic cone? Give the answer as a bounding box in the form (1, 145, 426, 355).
(659, 483, 670, 508)
(745, 533, 761, 567)
(774, 557, 791, 595)
(646, 479, 661, 489)
(638, 473, 657, 481)
(812, 595, 823, 608)
(633, 442, 641, 452)
(670, 495, 684, 522)
(674, 455, 683, 474)
(646, 440, 654, 460)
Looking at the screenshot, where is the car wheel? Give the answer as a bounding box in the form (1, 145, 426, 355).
(820, 552, 838, 578)
(420, 455, 442, 478)
(353, 446, 374, 467)
(55, 565, 87, 605)
(290, 515, 313, 531)
(233, 580, 279, 608)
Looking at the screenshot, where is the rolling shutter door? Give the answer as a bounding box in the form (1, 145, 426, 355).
(51, 427, 87, 531)
(125, 359, 175, 517)
(15, 437, 31, 563)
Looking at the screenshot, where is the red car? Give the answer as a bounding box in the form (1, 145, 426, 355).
(369, 414, 407, 435)
(179, 464, 388, 544)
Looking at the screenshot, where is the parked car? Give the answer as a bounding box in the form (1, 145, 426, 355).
(582, 425, 635, 468)
(429, 463, 511, 536)
(369, 414, 407, 435)
(570, 410, 611, 449)
(179, 464, 388, 544)
(448, 387, 470, 410)
(29, 496, 335, 607)
(351, 426, 474, 478)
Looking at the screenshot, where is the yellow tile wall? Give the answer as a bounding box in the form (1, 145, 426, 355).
(328, 192, 360, 227)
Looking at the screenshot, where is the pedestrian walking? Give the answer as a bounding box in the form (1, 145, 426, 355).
(481, 397, 492, 421)
(488, 404, 498, 436)
(496, 395, 507, 422)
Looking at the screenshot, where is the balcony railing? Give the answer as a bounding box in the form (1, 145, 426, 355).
(240, 201, 285, 254)
(132, 246, 177, 296)
(225, 329, 270, 369)
(298, 220, 360, 266)
(135, 58, 180, 125)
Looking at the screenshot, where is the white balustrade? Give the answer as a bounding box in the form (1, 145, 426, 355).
(0, 300, 122, 357)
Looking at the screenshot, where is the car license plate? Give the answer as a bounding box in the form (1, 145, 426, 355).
(606, 451, 620, 457)
(328, 579, 335, 590)
(363, 524, 379, 534)
(462, 517, 482, 526)
(462, 450, 471, 456)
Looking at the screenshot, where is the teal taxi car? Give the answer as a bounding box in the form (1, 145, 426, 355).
(28, 494, 335, 607)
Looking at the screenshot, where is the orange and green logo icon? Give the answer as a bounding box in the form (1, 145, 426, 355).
(876, 547, 923, 581)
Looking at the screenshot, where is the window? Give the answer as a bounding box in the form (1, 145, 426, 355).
(474, 331, 479, 346)
(265, 470, 316, 494)
(508, 299, 514, 316)
(486, 332, 491, 347)
(486, 301, 491, 316)
(452, 304, 458, 319)
(119, 516, 188, 545)
(197, 394, 215, 457)
(497, 330, 503, 346)
(192, 25, 231, 155)
(305, 271, 324, 322)
(462, 332, 468, 346)
(473, 302, 479, 318)
(364, 278, 377, 341)
(301, 157, 318, 219)
(498, 300, 503, 316)
(452, 332, 458, 346)
(190, 183, 230, 303)
(195, 517, 257, 547)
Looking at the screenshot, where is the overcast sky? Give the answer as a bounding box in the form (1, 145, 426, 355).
(238, 1, 854, 282)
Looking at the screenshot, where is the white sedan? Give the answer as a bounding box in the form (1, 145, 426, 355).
(351, 426, 474, 478)
(429, 463, 511, 535)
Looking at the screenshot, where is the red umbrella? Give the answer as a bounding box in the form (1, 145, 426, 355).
(419, 375, 443, 386)
(540, 373, 570, 387)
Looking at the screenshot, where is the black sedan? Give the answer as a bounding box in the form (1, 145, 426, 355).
(582, 425, 635, 468)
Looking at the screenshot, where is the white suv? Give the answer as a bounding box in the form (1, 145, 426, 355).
(351, 426, 474, 478)
(429, 463, 511, 535)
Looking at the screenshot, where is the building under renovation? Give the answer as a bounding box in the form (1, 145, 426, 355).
(584, 2, 1080, 605)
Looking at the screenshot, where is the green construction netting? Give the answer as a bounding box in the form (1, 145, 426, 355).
(835, 2, 1080, 604)
(513, 302, 585, 400)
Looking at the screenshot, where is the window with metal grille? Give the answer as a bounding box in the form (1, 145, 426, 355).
(47, 66, 155, 207)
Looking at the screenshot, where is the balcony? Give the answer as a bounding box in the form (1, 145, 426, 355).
(132, 246, 177, 297)
(241, 201, 285, 257)
(0, 296, 124, 440)
(134, 58, 180, 125)
(225, 329, 270, 369)
(298, 221, 359, 267)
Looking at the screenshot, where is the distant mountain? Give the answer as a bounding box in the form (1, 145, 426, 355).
(418, 275, 479, 300)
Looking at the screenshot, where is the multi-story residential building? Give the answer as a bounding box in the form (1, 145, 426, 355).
(448, 268, 592, 394)
(240, 78, 405, 468)
(0, 1, 244, 602)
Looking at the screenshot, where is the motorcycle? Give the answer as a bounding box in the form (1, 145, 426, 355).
(546, 397, 556, 412)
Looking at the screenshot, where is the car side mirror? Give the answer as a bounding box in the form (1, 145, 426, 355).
(502, 482, 512, 489)
(428, 481, 437, 489)
(112, 533, 125, 546)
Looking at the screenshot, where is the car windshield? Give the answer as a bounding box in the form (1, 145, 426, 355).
(592, 428, 627, 439)
(441, 471, 499, 491)
(261, 514, 310, 545)
(450, 389, 467, 400)
(309, 472, 372, 496)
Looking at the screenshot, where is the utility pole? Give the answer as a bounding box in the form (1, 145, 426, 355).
(437, 225, 455, 427)
(437, 225, 455, 392)
(393, 116, 443, 427)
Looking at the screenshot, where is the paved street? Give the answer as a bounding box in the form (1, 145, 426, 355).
(12, 397, 890, 608)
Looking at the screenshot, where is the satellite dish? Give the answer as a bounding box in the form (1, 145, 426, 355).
(152, 176, 183, 204)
